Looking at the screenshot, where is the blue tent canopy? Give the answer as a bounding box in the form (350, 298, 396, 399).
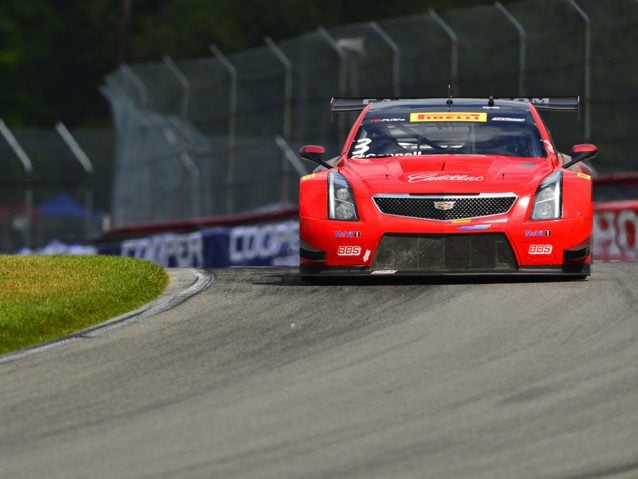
(38, 193, 95, 218)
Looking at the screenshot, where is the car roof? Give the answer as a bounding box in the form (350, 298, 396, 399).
(368, 98, 532, 115)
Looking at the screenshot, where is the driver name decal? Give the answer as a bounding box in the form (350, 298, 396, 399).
(407, 173, 485, 182)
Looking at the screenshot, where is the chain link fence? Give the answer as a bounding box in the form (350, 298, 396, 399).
(0, 126, 113, 252)
(103, 0, 638, 230)
(0, 0, 626, 245)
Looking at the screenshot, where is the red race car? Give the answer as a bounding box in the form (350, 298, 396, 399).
(298, 97, 598, 279)
(299, 97, 598, 279)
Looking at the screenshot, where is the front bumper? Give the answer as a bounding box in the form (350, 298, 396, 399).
(299, 264, 590, 277)
(300, 214, 592, 277)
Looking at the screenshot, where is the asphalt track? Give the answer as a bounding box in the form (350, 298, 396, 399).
(1, 263, 637, 478)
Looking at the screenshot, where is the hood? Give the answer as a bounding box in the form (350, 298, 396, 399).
(344, 155, 554, 195)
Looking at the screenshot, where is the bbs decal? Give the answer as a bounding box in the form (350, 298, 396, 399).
(528, 244, 553, 255)
(337, 245, 362, 256)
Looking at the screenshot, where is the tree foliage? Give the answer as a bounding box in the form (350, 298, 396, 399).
(0, 0, 513, 127)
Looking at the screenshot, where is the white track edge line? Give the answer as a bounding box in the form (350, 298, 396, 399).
(0, 269, 214, 365)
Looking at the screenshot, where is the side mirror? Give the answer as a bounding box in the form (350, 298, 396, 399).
(563, 143, 598, 169)
(299, 145, 333, 169)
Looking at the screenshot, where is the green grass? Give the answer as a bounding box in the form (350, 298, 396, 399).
(0, 255, 169, 355)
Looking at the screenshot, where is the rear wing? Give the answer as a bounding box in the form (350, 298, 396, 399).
(330, 96, 580, 113)
(331, 97, 404, 113)
(500, 97, 580, 112)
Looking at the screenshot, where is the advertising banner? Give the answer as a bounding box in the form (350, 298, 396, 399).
(20, 209, 638, 265)
(593, 202, 638, 261)
(97, 220, 299, 268)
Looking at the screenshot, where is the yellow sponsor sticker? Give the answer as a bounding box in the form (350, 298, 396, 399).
(301, 173, 316, 181)
(410, 112, 487, 123)
(451, 219, 472, 224)
(577, 172, 591, 181)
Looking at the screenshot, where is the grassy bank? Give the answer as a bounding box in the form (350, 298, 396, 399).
(0, 255, 169, 355)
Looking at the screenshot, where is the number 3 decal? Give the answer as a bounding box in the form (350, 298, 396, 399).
(351, 138, 372, 158)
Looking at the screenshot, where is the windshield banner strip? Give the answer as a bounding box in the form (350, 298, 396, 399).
(410, 112, 487, 123)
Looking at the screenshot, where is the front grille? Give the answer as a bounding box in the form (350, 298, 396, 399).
(372, 234, 517, 272)
(373, 195, 516, 220)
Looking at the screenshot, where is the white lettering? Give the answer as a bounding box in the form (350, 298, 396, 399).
(528, 244, 553, 255)
(616, 209, 638, 258)
(351, 138, 372, 158)
(491, 117, 525, 122)
(593, 208, 638, 260)
(407, 172, 485, 183)
(229, 221, 299, 264)
(121, 232, 204, 267)
(337, 245, 361, 257)
(593, 211, 621, 259)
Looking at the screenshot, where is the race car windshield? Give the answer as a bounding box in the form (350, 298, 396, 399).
(349, 112, 547, 159)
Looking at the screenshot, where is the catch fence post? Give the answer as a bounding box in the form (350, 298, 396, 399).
(495, 2, 527, 96)
(163, 56, 200, 218)
(369, 22, 401, 97)
(275, 136, 309, 178)
(318, 27, 347, 146)
(210, 45, 237, 215)
(567, 0, 592, 142)
(0, 120, 34, 249)
(429, 9, 459, 96)
(121, 64, 148, 107)
(55, 122, 95, 238)
(265, 37, 294, 204)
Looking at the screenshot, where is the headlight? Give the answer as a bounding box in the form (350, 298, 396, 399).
(328, 171, 359, 221)
(531, 171, 562, 220)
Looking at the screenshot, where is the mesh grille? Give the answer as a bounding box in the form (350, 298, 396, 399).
(372, 234, 517, 272)
(373, 195, 516, 220)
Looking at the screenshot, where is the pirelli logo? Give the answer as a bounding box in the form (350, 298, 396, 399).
(410, 112, 487, 123)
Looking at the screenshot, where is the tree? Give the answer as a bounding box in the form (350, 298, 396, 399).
(0, 0, 63, 125)
(0, 0, 515, 127)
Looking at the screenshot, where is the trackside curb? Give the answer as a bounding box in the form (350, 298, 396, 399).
(0, 268, 214, 364)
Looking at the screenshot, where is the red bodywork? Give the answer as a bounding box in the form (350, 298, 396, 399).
(299, 98, 597, 277)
